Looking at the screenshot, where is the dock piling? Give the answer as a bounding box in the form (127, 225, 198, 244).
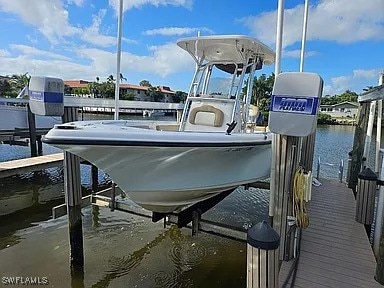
(62, 107, 84, 268)
(348, 102, 370, 193)
(247, 220, 280, 288)
(355, 168, 377, 236)
(27, 104, 38, 157)
(91, 165, 98, 192)
(271, 135, 300, 262)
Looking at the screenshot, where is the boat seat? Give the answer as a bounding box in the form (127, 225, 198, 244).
(188, 105, 224, 127)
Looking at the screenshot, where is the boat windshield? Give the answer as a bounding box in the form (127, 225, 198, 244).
(195, 63, 243, 99)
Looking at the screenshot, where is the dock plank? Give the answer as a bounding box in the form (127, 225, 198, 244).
(279, 179, 381, 287)
(0, 153, 64, 178)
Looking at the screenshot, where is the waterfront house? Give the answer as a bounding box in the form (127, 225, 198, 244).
(319, 101, 359, 118)
(64, 80, 176, 102)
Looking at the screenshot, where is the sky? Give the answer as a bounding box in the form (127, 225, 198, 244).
(0, 0, 383, 96)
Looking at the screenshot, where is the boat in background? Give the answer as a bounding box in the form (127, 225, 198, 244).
(43, 35, 275, 213)
(0, 103, 61, 131)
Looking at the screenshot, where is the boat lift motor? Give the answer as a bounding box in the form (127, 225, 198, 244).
(28, 76, 64, 116)
(268, 72, 323, 137)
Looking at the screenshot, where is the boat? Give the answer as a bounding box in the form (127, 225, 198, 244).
(0, 101, 61, 131)
(43, 35, 275, 213)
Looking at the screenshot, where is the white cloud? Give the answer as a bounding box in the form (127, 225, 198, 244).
(108, 0, 192, 13)
(240, 0, 384, 48)
(10, 44, 72, 61)
(67, 0, 84, 6)
(0, 49, 10, 57)
(76, 42, 193, 78)
(144, 27, 213, 36)
(283, 49, 318, 58)
(0, 0, 81, 44)
(323, 68, 383, 95)
(81, 9, 117, 47)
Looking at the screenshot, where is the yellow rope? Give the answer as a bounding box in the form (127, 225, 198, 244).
(293, 167, 309, 228)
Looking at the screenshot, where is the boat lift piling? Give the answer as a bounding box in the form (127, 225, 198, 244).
(352, 73, 384, 284)
(347, 102, 370, 193)
(62, 106, 85, 269)
(27, 104, 38, 157)
(264, 72, 323, 286)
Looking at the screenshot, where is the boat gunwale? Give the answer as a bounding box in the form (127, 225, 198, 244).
(42, 137, 272, 148)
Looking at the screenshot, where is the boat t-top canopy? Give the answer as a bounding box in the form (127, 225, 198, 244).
(177, 35, 275, 72)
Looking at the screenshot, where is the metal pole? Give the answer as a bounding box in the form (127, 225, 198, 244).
(374, 150, 384, 257)
(299, 0, 309, 72)
(316, 157, 320, 179)
(339, 159, 344, 183)
(376, 74, 384, 172)
(274, 0, 284, 77)
(269, 0, 285, 218)
(364, 101, 376, 167)
(114, 0, 123, 121)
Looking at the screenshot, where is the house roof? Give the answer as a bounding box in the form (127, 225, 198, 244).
(64, 80, 176, 94)
(320, 101, 358, 108)
(64, 80, 90, 88)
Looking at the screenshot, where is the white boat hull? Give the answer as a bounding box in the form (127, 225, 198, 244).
(60, 143, 271, 212)
(0, 105, 61, 130)
(44, 121, 271, 213)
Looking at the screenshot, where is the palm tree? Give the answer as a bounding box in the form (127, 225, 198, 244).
(120, 73, 127, 82)
(96, 76, 100, 83)
(139, 80, 152, 87)
(107, 74, 115, 82)
(9, 72, 30, 91)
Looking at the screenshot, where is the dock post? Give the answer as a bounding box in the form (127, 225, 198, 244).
(37, 135, 43, 156)
(27, 104, 38, 157)
(348, 102, 370, 193)
(375, 207, 384, 284)
(110, 182, 116, 211)
(300, 132, 316, 172)
(355, 168, 377, 236)
(346, 151, 353, 184)
(91, 165, 98, 192)
(374, 151, 384, 259)
(247, 220, 280, 288)
(271, 135, 300, 262)
(62, 107, 84, 269)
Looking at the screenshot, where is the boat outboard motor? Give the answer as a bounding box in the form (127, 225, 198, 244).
(226, 121, 237, 135)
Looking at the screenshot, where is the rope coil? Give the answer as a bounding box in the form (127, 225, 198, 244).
(293, 167, 310, 228)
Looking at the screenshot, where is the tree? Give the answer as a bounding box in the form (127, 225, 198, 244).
(339, 89, 358, 103)
(121, 91, 135, 101)
(146, 86, 164, 102)
(0, 78, 13, 98)
(120, 73, 127, 82)
(96, 76, 100, 83)
(107, 74, 115, 82)
(173, 91, 187, 103)
(253, 73, 274, 105)
(139, 80, 152, 87)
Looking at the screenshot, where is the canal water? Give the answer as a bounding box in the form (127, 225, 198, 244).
(0, 123, 361, 287)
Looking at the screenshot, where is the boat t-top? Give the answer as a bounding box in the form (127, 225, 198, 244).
(43, 35, 276, 213)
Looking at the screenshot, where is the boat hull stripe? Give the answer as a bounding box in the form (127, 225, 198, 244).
(42, 138, 271, 148)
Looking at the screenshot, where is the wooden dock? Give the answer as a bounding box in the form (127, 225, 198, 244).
(280, 178, 382, 287)
(0, 153, 64, 178)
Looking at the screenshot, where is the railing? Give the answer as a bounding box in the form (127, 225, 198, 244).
(316, 157, 344, 183)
